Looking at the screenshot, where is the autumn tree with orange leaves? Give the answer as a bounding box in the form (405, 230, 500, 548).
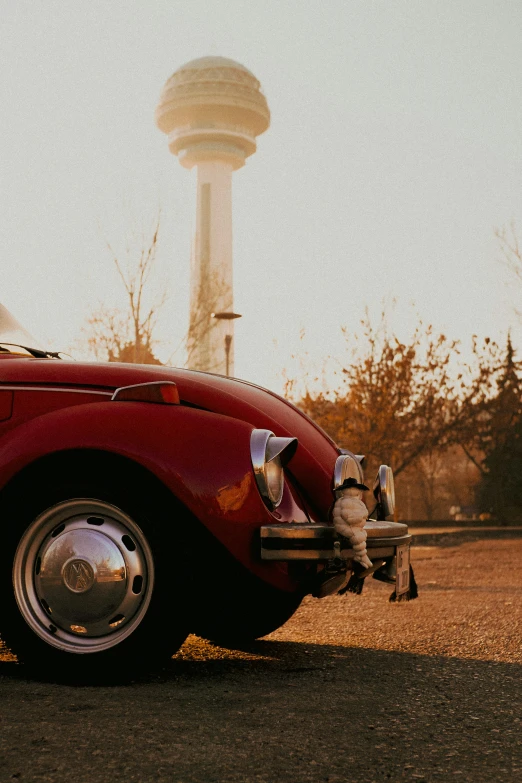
(294, 312, 498, 486)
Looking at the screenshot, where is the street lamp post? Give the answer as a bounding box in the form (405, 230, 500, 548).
(211, 312, 242, 377)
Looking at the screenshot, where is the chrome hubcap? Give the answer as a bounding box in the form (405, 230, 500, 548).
(13, 499, 154, 653)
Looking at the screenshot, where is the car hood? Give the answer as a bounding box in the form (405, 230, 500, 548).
(0, 359, 340, 515)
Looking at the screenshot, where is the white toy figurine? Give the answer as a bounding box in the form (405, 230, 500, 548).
(332, 478, 372, 570)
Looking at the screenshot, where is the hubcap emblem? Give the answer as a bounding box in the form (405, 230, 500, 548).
(62, 559, 95, 594)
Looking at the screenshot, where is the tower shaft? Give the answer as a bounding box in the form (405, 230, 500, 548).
(188, 161, 234, 375)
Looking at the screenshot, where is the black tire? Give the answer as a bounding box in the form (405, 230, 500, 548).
(0, 478, 189, 681)
(189, 525, 303, 645)
(193, 585, 303, 646)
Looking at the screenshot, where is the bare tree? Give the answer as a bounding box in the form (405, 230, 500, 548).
(83, 214, 166, 365)
(83, 214, 231, 370)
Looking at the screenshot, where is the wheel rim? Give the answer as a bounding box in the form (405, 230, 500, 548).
(13, 499, 154, 654)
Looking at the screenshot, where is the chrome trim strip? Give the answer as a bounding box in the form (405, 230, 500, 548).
(0, 385, 112, 396)
(111, 381, 179, 404)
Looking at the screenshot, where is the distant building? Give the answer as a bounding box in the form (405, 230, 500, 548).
(155, 57, 270, 375)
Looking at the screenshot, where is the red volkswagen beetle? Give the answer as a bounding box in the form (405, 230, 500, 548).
(0, 304, 412, 676)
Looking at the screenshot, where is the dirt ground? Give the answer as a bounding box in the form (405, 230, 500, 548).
(1, 533, 521, 783)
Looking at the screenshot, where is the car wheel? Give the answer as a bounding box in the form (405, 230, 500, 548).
(0, 485, 189, 679)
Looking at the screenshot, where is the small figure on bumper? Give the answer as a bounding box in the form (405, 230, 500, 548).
(332, 477, 372, 570)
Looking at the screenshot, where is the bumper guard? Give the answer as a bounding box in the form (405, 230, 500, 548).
(260, 520, 411, 561)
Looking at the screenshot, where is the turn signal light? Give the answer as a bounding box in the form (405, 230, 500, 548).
(111, 381, 180, 405)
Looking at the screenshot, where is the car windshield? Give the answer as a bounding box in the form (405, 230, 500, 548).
(0, 303, 46, 354)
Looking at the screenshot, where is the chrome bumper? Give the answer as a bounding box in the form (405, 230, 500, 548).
(260, 520, 411, 561)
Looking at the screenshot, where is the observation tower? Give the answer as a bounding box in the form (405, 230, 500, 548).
(155, 56, 270, 375)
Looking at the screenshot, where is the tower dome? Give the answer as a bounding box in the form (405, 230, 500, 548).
(155, 55, 270, 169)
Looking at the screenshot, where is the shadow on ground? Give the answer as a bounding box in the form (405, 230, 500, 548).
(0, 636, 520, 783)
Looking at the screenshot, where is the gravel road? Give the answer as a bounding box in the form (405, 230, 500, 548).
(1, 534, 521, 783)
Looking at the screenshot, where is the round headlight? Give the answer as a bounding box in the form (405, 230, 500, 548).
(333, 453, 365, 494)
(265, 455, 284, 505)
(250, 429, 298, 510)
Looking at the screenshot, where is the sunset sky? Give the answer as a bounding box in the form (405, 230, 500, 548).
(1, 1, 521, 392)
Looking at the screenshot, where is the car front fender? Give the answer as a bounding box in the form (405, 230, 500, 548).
(0, 401, 295, 589)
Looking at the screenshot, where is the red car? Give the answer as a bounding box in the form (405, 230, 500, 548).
(0, 304, 412, 677)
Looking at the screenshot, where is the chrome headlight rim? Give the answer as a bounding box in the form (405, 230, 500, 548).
(250, 429, 297, 510)
(333, 452, 365, 495)
(374, 465, 396, 518)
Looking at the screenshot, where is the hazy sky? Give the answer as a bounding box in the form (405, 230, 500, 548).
(1, 1, 521, 392)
